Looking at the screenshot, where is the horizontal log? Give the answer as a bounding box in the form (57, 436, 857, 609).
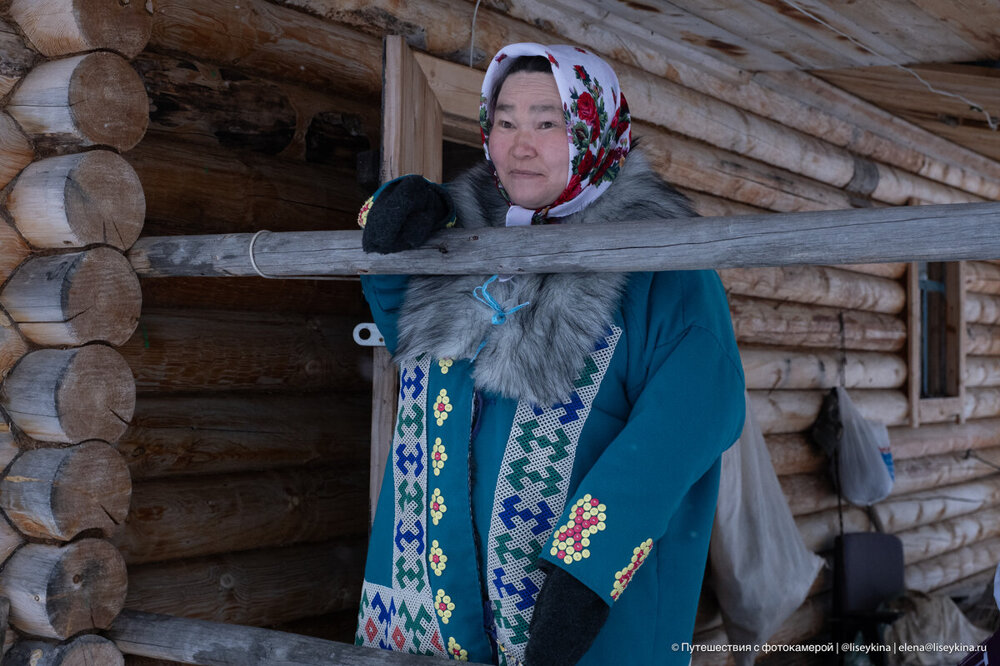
(783, 447, 1000, 517)
(897, 506, 1000, 566)
(126, 202, 1000, 277)
(676, 188, 764, 218)
(0, 441, 130, 540)
(0, 18, 36, 97)
(966, 261, 1000, 295)
(120, 392, 369, 480)
(906, 535, 1000, 593)
(7, 52, 148, 153)
(741, 347, 905, 391)
(118, 310, 363, 394)
(966, 292, 1000, 325)
(873, 477, 1000, 533)
(965, 388, 1000, 420)
(0, 221, 28, 288)
(9, 0, 151, 57)
(109, 609, 491, 666)
(967, 325, 1000, 356)
(124, 540, 365, 627)
(1, 247, 142, 346)
(6, 151, 145, 250)
(138, 276, 367, 316)
(112, 466, 367, 564)
(795, 505, 872, 553)
(766, 432, 824, 477)
(0, 112, 34, 190)
(837, 262, 907, 280)
(5, 634, 123, 666)
(749, 388, 908, 436)
(0, 539, 127, 639)
(0, 345, 136, 444)
(720, 266, 905, 314)
(125, 135, 364, 235)
(966, 357, 1000, 387)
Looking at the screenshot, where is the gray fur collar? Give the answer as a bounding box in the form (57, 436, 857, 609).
(395, 150, 695, 405)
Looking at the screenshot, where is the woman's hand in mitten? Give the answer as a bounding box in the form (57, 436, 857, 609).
(524, 564, 610, 666)
(358, 175, 456, 254)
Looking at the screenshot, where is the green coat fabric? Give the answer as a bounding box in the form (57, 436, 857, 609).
(355, 267, 744, 665)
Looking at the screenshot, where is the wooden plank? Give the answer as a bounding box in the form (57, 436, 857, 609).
(128, 201, 1000, 277)
(908, 0, 1000, 57)
(109, 610, 492, 665)
(907, 263, 921, 427)
(372, 36, 444, 526)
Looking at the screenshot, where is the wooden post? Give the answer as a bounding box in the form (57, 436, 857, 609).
(108, 609, 493, 665)
(1, 247, 142, 346)
(4, 634, 124, 666)
(0, 539, 127, 639)
(6, 52, 148, 152)
(368, 36, 444, 524)
(0, 441, 131, 541)
(9, 0, 152, 58)
(6, 151, 145, 250)
(126, 201, 1000, 278)
(0, 345, 136, 444)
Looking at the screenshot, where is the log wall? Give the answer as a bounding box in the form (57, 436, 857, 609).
(1, 1, 994, 664)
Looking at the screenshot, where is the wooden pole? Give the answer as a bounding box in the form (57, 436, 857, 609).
(729, 296, 906, 352)
(112, 467, 366, 564)
(1, 247, 142, 346)
(117, 310, 363, 394)
(0, 539, 127, 639)
(4, 634, 124, 666)
(0, 345, 136, 444)
(108, 609, 492, 666)
(0, 112, 34, 190)
(750, 388, 908, 435)
(6, 52, 148, 152)
(741, 348, 906, 391)
(8, 0, 152, 57)
(119, 392, 369, 480)
(720, 265, 906, 314)
(5, 151, 145, 250)
(124, 540, 365, 627)
(127, 201, 1000, 278)
(0, 441, 130, 540)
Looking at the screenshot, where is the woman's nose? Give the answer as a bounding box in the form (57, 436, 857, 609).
(511, 130, 535, 157)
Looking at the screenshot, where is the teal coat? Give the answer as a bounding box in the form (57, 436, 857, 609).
(356, 269, 745, 664)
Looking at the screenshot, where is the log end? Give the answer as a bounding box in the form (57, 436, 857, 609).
(69, 52, 149, 152)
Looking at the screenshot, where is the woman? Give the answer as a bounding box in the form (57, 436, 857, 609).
(355, 43, 745, 665)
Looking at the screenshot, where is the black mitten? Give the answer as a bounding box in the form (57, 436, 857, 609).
(524, 563, 610, 666)
(358, 174, 456, 254)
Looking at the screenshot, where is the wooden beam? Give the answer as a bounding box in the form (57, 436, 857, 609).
(128, 201, 1000, 277)
(9, 0, 152, 58)
(109, 610, 493, 665)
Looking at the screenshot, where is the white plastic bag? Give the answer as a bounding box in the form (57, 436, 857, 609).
(812, 387, 894, 506)
(709, 392, 824, 664)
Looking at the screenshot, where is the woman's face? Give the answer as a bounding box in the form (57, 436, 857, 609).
(488, 72, 569, 210)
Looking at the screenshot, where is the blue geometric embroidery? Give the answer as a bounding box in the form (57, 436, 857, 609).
(394, 519, 425, 554)
(491, 569, 540, 611)
(394, 440, 424, 477)
(497, 495, 557, 535)
(400, 366, 425, 400)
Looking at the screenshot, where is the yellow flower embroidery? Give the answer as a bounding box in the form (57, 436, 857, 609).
(430, 488, 447, 525)
(432, 437, 448, 476)
(610, 538, 654, 601)
(429, 539, 448, 576)
(438, 358, 454, 374)
(550, 494, 607, 564)
(357, 195, 374, 228)
(435, 589, 455, 624)
(447, 636, 468, 661)
(433, 389, 453, 426)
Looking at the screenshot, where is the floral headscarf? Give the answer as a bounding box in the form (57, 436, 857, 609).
(480, 43, 632, 227)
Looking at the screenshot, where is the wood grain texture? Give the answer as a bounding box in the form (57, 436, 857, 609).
(5, 634, 124, 666)
(7, 52, 148, 152)
(741, 347, 906, 391)
(113, 466, 367, 564)
(6, 151, 145, 250)
(966, 292, 1000, 325)
(0, 112, 34, 190)
(0, 312, 27, 381)
(0, 539, 127, 639)
(9, 0, 152, 57)
(1, 441, 130, 540)
(120, 392, 368, 480)
(109, 609, 492, 665)
(0, 18, 36, 97)
(873, 477, 1000, 534)
(1, 247, 142, 346)
(0, 345, 135, 444)
(128, 201, 1000, 278)
(750, 388, 908, 435)
(137, 277, 367, 316)
(906, 536, 1000, 593)
(124, 540, 365, 627)
(898, 506, 1000, 566)
(721, 265, 906, 314)
(967, 261, 1000, 295)
(118, 309, 363, 394)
